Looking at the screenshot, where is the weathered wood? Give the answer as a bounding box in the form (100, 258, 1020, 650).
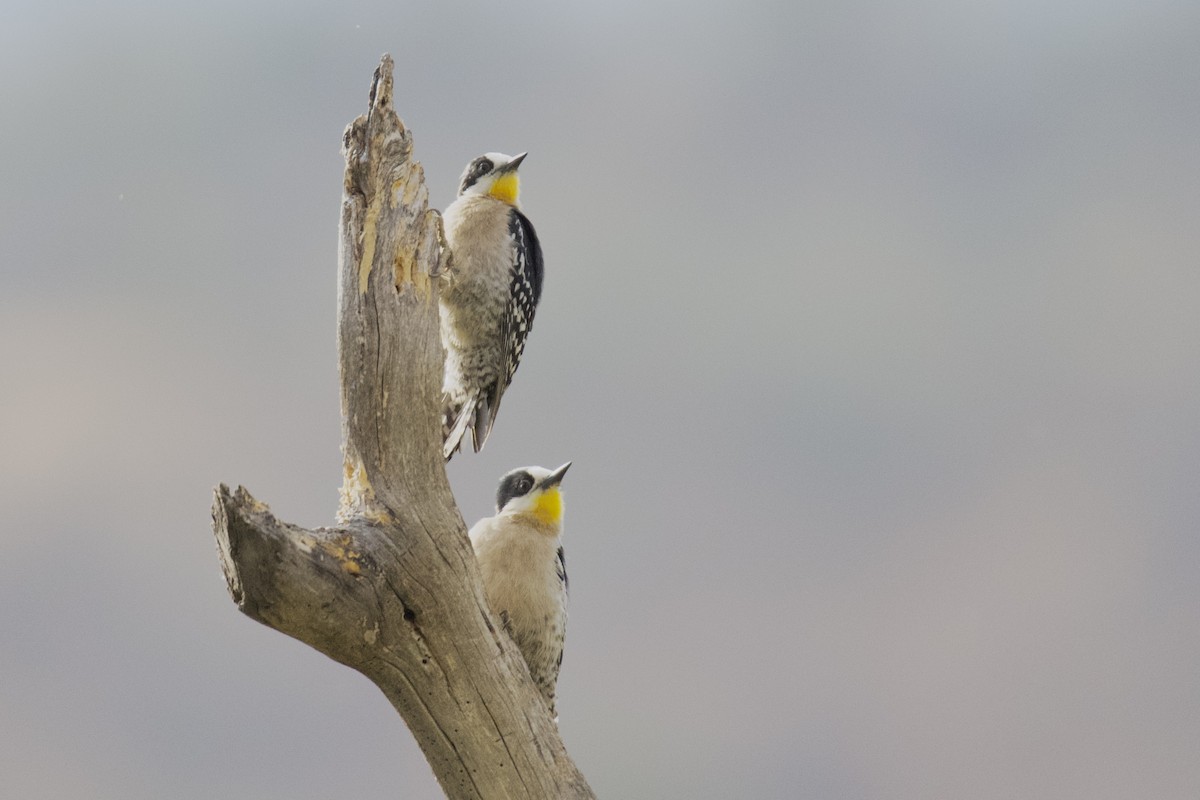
(211, 54, 594, 800)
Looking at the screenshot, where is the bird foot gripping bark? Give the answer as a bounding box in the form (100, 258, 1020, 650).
(430, 212, 455, 281)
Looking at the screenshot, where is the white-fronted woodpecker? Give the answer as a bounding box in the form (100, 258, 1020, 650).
(439, 152, 544, 460)
(470, 462, 571, 717)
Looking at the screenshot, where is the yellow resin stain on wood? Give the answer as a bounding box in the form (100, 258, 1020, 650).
(339, 456, 396, 526)
(341, 457, 374, 510)
(358, 191, 384, 295)
(318, 532, 365, 576)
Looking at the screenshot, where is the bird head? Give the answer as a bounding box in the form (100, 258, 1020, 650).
(495, 462, 570, 528)
(456, 151, 527, 205)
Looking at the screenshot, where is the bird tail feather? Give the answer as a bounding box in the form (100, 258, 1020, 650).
(471, 401, 493, 452)
(443, 396, 476, 461)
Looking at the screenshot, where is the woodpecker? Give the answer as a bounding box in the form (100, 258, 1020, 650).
(439, 151, 544, 460)
(470, 462, 571, 716)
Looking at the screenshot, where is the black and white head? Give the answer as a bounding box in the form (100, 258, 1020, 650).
(457, 151, 527, 204)
(495, 462, 571, 527)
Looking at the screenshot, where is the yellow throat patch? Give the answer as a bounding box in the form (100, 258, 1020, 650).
(532, 487, 563, 526)
(488, 172, 520, 205)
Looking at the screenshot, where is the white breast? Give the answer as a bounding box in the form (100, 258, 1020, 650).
(470, 515, 565, 625)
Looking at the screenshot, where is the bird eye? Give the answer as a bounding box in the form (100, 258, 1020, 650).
(476, 159, 493, 176)
(517, 477, 534, 494)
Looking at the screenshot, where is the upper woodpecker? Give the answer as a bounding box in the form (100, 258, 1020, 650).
(439, 152, 544, 459)
(469, 462, 571, 716)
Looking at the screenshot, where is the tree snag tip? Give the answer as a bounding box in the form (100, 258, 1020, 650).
(369, 53, 395, 113)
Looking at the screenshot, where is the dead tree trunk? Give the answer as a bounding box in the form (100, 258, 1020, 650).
(210, 55, 595, 800)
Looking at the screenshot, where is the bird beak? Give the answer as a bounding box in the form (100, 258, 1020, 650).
(540, 461, 571, 489)
(499, 152, 527, 173)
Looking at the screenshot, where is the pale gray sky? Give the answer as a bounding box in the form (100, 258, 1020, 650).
(3, 1, 1199, 798)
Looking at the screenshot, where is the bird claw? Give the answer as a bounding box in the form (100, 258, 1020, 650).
(431, 251, 455, 281)
(431, 214, 455, 281)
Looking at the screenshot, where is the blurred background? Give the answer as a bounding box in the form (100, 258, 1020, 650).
(2, 1, 1198, 798)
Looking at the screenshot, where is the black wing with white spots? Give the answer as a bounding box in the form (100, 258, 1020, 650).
(556, 545, 568, 593)
(485, 208, 543, 428)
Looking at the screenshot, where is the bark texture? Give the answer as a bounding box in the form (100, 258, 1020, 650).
(211, 55, 594, 800)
